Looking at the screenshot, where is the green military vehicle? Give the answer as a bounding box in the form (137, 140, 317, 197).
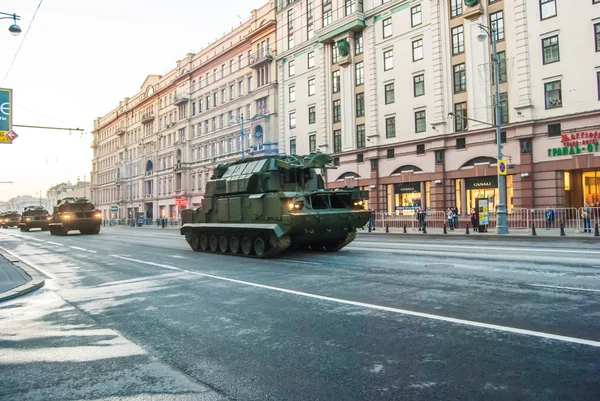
(49, 197, 102, 236)
(19, 206, 52, 232)
(180, 152, 370, 258)
(1, 211, 21, 228)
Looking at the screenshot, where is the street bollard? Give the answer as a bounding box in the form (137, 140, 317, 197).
(595, 223, 599, 237)
(368, 224, 372, 232)
(560, 223, 566, 236)
(385, 224, 389, 233)
(422, 222, 427, 234)
(443, 224, 447, 234)
(403, 224, 407, 234)
(465, 224, 470, 235)
(531, 222, 537, 236)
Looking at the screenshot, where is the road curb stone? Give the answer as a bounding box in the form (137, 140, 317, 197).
(0, 247, 45, 303)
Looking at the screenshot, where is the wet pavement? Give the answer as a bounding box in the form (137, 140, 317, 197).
(0, 226, 599, 401)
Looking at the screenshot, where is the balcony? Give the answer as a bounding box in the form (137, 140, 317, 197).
(91, 139, 98, 149)
(116, 127, 127, 136)
(174, 93, 189, 105)
(141, 112, 155, 124)
(173, 161, 183, 171)
(249, 48, 274, 69)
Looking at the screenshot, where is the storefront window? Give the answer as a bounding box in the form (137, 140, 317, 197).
(507, 175, 514, 212)
(425, 181, 431, 209)
(454, 179, 462, 214)
(583, 171, 600, 205)
(387, 184, 393, 214)
(465, 175, 513, 213)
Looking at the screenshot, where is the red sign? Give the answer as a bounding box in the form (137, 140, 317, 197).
(561, 131, 600, 147)
(6, 130, 17, 140)
(175, 197, 186, 207)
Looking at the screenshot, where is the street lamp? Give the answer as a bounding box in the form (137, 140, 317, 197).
(0, 12, 21, 36)
(477, 22, 508, 235)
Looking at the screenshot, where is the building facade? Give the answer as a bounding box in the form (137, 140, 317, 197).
(276, 0, 600, 214)
(46, 181, 91, 209)
(91, 2, 278, 221)
(1, 195, 52, 213)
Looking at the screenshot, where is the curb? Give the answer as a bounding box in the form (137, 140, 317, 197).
(356, 231, 600, 242)
(0, 247, 45, 303)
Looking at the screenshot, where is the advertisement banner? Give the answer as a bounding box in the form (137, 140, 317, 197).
(0, 88, 13, 144)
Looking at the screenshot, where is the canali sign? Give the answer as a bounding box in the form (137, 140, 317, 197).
(548, 130, 600, 157)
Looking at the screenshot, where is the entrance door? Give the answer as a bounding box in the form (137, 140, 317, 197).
(583, 171, 600, 206)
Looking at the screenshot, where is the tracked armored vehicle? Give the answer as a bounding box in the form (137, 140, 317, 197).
(19, 206, 52, 232)
(180, 152, 370, 258)
(49, 197, 102, 235)
(1, 211, 21, 228)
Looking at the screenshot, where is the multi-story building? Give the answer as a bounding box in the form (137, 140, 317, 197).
(276, 0, 600, 214)
(91, 2, 278, 221)
(2, 195, 51, 213)
(46, 181, 91, 208)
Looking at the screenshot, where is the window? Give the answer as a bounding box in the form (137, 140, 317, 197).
(497, 51, 507, 83)
(384, 49, 394, 70)
(308, 78, 315, 96)
(540, 0, 557, 20)
(356, 93, 365, 117)
(386, 116, 396, 138)
(411, 5, 422, 27)
(383, 17, 392, 38)
(357, 124, 365, 148)
(454, 102, 467, 132)
(333, 71, 341, 93)
(345, 0, 356, 15)
(456, 137, 466, 149)
(450, 0, 462, 18)
(385, 83, 395, 104)
(542, 35, 559, 64)
(307, 22, 315, 39)
(416, 144, 425, 155)
(230, 85, 234, 99)
(413, 74, 425, 97)
(309, 106, 316, 124)
(597, 71, 600, 100)
(309, 135, 317, 152)
(490, 11, 505, 41)
(221, 88, 226, 103)
(412, 39, 423, 61)
(355, 62, 364, 85)
(332, 45, 340, 64)
(548, 123, 561, 137)
(334, 130, 341, 153)
(323, 0, 332, 26)
(595, 23, 600, 52)
(355, 31, 363, 54)
(290, 139, 296, 155)
(213, 92, 218, 107)
(453, 64, 466, 93)
(495, 92, 509, 125)
(289, 112, 296, 128)
(387, 149, 394, 158)
(289, 60, 295, 76)
(545, 80, 562, 108)
(494, 131, 507, 144)
(308, 52, 315, 68)
(415, 111, 426, 133)
(451, 26, 464, 55)
(289, 85, 296, 102)
(333, 100, 341, 123)
(357, 153, 364, 163)
(287, 9, 294, 49)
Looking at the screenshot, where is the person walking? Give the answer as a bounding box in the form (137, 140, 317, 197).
(582, 203, 591, 233)
(470, 208, 477, 232)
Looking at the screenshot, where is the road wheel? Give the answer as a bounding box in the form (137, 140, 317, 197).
(254, 237, 266, 257)
(200, 234, 208, 250)
(91, 225, 101, 234)
(20, 227, 29, 232)
(209, 235, 218, 251)
(188, 232, 200, 251)
(241, 237, 252, 255)
(230, 236, 240, 254)
(60, 226, 69, 236)
(219, 236, 228, 253)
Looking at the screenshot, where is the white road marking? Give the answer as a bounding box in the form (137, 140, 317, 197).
(530, 284, 600, 293)
(46, 241, 63, 246)
(0, 247, 56, 280)
(352, 241, 600, 255)
(26, 237, 45, 242)
(169, 255, 187, 259)
(87, 250, 98, 253)
(112, 254, 600, 348)
(69, 246, 88, 252)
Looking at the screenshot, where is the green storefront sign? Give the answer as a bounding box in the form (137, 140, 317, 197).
(548, 142, 600, 157)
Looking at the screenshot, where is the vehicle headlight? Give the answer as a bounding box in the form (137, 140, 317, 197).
(25, 218, 32, 222)
(287, 201, 304, 210)
(62, 214, 71, 220)
(94, 212, 102, 218)
(47, 216, 52, 220)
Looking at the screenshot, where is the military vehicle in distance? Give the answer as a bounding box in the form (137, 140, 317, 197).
(19, 206, 52, 232)
(1, 211, 21, 229)
(180, 152, 370, 258)
(49, 197, 102, 235)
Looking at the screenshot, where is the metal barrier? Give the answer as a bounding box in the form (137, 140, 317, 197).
(373, 211, 446, 231)
(487, 208, 530, 230)
(529, 208, 580, 233)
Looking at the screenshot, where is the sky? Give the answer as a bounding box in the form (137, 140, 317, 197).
(0, 0, 268, 202)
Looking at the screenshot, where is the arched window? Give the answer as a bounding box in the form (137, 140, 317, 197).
(336, 171, 360, 181)
(460, 157, 497, 169)
(391, 165, 423, 175)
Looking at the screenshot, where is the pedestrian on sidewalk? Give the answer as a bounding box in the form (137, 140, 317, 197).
(447, 208, 454, 231)
(545, 207, 555, 230)
(470, 208, 477, 232)
(582, 203, 591, 233)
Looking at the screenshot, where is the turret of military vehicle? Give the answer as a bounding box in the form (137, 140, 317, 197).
(49, 197, 102, 235)
(1, 211, 21, 229)
(18, 206, 52, 232)
(180, 152, 370, 258)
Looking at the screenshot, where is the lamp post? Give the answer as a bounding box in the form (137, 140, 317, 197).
(229, 114, 246, 159)
(0, 12, 21, 36)
(477, 22, 508, 235)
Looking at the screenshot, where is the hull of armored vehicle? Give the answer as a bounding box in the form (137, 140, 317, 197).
(2, 213, 21, 229)
(181, 153, 371, 258)
(48, 197, 102, 236)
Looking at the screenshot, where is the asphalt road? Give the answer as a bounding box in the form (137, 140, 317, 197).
(1, 226, 599, 401)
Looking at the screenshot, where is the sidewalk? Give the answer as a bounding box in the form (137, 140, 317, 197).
(0, 248, 45, 302)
